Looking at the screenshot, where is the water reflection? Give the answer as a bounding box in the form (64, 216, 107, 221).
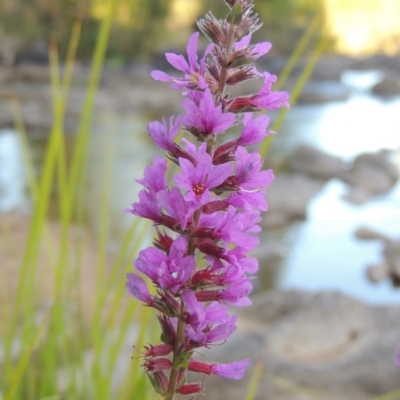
(281, 179, 400, 304)
(274, 71, 400, 159)
(0, 129, 28, 212)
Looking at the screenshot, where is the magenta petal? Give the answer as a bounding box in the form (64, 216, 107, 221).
(206, 322, 237, 343)
(212, 112, 236, 133)
(165, 53, 190, 74)
(151, 70, 171, 82)
(126, 273, 152, 303)
(253, 42, 272, 57)
(207, 162, 233, 189)
(211, 359, 250, 380)
(235, 33, 252, 50)
(187, 32, 200, 68)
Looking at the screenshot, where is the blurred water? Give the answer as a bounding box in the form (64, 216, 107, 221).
(0, 70, 399, 303)
(281, 179, 400, 304)
(0, 129, 28, 212)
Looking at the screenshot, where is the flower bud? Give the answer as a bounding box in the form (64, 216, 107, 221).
(227, 3, 243, 25)
(196, 238, 227, 259)
(160, 291, 181, 315)
(144, 343, 172, 358)
(143, 357, 172, 372)
(152, 371, 169, 393)
(188, 360, 214, 375)
(153, 229, 173, 252)
(177, 382, 204, 395)
(197, 12, 229, 46)
(227, 66, 257, 86)
(201, 200, 228, 214)
(158, 315, 176, 346)
(195, 290, 220, 302)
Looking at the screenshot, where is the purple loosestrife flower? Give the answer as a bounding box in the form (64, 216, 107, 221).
(182, 88, 236, 140)
(151, 32, 213, 90)
(125, 1, 289, 398)
(135, 236, 196, 294)
(188, 359, 251, 380)
(228, 72, 290, 113)
(174, 143, 233, 207)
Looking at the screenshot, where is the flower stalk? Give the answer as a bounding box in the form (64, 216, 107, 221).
(125, 0, 289, 398)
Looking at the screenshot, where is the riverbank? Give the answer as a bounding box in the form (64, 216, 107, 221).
(1, 53, 400, 135)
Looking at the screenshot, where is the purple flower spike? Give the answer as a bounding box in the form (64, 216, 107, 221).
(151, 32, 213, 90)
(126, 1, 289, 397)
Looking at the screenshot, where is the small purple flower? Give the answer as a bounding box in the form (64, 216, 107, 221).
(151, 32, 213, 90)
(134, 236, 196, 293)
(197, 206, 261, 250)
(174, 143, 233, 207)
(235, 33, 272, 59)
(233, 34, 272, 76)
(157, 186, 194, 230)
(125, 157, 168, 223)
(182, 290, 237, 345)
(148, 116, 182, 153)
(238, 113, 273, 146)
(235, 146, 274, 191)
(182, 88, 236, 139)
(188, 359, 250, 380)
(228, 72, 290, 113)
(136, 156, 167, 193)
(251, 72, 290, 110)
(126, 273, 153, 304)
(211, 359, 251, 380)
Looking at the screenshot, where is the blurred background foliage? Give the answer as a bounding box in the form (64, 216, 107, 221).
(0, 0, 326, 63)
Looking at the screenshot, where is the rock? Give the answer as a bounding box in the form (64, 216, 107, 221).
(339, 150, 399, 196)
(366, 262, 390, 283)
(372, 75, 400, 96)
(289, 144, 344, 181)
(355, 227, 400, 287)
(355, 54, 400, 72)
(262, 173, 325, 228)
(201, 290, 400, 400)
(354, 226, 389, 241)
(342, 186, 372, 204)
(384, 240, 400, 286)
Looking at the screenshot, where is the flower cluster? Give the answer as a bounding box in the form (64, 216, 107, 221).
(125, 0, 289, 398)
